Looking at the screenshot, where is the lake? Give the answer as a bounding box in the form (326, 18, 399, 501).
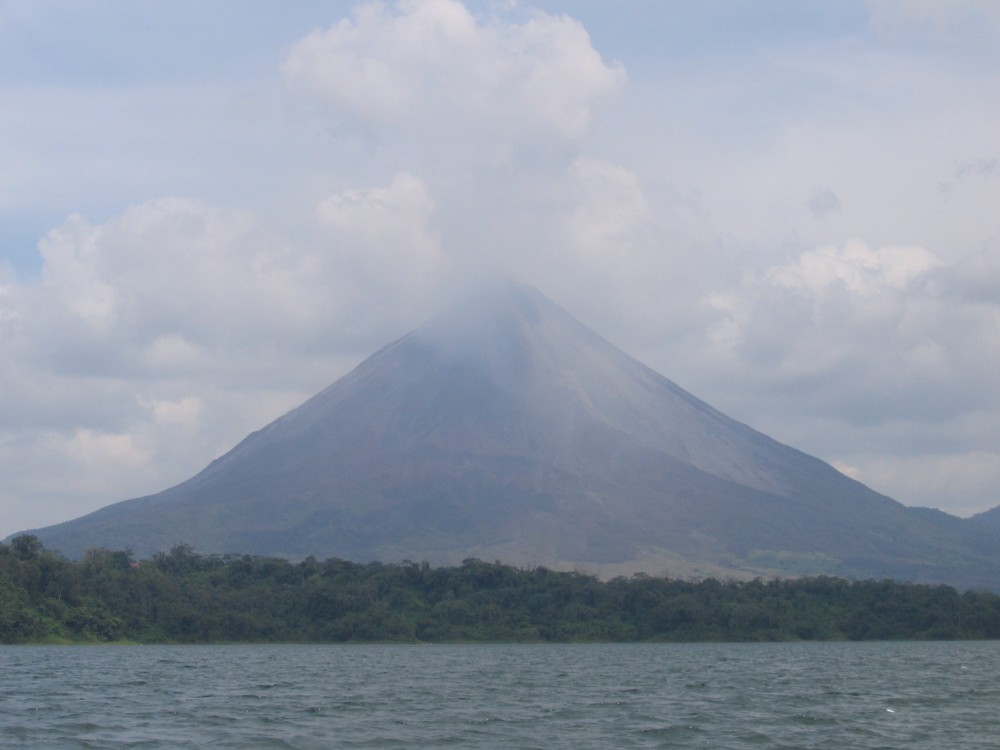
(2, 641, 998, 748)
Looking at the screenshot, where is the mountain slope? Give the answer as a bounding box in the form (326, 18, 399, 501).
(18, 282, 1000, 587)
(968, 504, 1000, 532)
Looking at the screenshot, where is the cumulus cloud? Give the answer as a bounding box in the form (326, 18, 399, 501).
(316, 171, 447, 316)
(22, 201, 305, 374)
(694, 238, 1000, 513)
(537, 157, 704, 334)
(562, 158, 650, 250)
(16, 189, 444, 369)
(281, 0, 625, 149)
(276, 0, 644, 327)
(702, 240, 984, 407)
(764, 240, 939, 297)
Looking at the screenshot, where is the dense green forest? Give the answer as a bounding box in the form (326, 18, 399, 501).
(3, 535, 1000, 644)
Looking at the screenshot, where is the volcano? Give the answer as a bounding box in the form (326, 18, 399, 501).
(19, 282, 1000, 586)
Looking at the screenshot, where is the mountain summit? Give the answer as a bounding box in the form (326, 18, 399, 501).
(20, 282, 1000, 586)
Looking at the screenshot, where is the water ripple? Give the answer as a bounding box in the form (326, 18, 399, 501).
(1, 642, 999, 748)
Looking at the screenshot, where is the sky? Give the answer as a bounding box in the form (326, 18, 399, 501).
(2, 0, 999, 539)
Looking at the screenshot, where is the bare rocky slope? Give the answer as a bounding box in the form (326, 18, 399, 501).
(18, 282, 1000, 587)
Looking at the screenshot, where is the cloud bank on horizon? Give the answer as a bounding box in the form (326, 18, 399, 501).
(1, 0, 999, 538)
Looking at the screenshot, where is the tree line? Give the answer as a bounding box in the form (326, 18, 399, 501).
(3, 535, 1000, 644)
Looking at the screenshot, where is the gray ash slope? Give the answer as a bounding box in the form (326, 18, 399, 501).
(19, 282, 1000, 587)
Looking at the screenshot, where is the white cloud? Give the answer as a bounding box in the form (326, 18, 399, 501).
(865, 451, 1000, 516)
(764, 240, 939, 296)
(37, 216, 118, 336)
(689, 238, 1000, 514)
(22, 198, 368, 376)
(563, 157, 649, 251)
(0, 424, 155, 539)
(61, 428, 153, 478)
(140, 334, 211, 374)
(317, 172, 446, 294)
(314, 171, 452, 336)
(538, 158, 669, 330)
(830, 460, 862, 481)
(702, 239, 998, 402)
(282, 0, 625, 148)
(139, 395, 203, 429)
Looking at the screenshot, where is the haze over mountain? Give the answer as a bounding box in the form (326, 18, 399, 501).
(17, 282, 1000, 588)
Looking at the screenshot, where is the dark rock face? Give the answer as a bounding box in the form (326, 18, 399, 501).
(18, 282, 1000, 587)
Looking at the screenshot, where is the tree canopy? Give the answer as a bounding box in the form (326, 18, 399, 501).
(3, 536, 1000, 644)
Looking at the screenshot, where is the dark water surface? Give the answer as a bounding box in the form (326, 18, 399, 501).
(2, 641, 998, 748)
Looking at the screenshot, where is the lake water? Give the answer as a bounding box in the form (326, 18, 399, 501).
(2, 641, 998, 748)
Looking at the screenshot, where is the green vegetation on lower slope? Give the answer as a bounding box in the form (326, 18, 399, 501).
(3, 536, 1000, 644)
